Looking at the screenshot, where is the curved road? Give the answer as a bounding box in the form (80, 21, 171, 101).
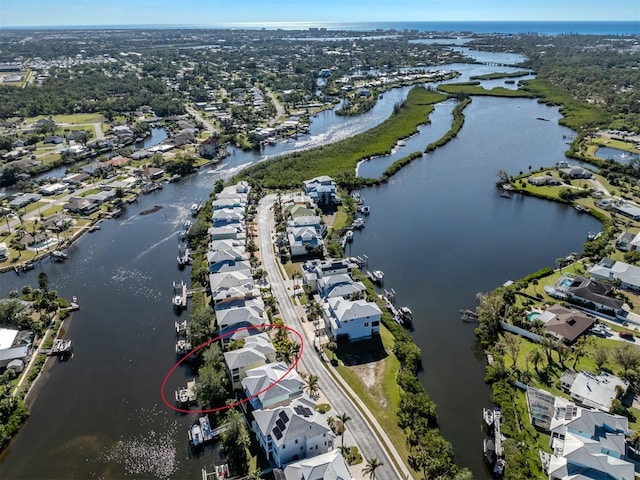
(258, 194, 411, 480)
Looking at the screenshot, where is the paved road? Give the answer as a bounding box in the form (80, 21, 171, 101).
(258, 195, 411, 480)
(266, 90, 285, 126)
(186, 104, 217, 134)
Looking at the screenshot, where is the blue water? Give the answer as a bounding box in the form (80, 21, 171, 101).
(6, 21, 639, 35)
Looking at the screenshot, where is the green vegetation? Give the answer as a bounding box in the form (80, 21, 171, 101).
(235, 87, 446, 188)
(520, 79, 611, 131)
(425, 97, 472, 152)
(437, 82, 533, 98)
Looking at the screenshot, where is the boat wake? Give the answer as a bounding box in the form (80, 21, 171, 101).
(132, 231, 179, 263)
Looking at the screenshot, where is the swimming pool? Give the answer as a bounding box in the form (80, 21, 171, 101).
(527, 312, 541, 322)
(557, 276, 573, 289)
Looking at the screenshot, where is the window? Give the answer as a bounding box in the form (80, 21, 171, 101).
(364, 322, 369, 327)
(295, 439, 298, 444)
(372, 321, 380, 326)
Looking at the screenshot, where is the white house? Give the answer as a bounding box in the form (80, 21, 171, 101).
(208, 225, 246, 241)
(546, 409, 633, 480)
(317, 274, 366, 300)
(301, 259, 354, 293)
(212, 207, 245, 228)
(207, 247, 248, 274)
(215, 299, 267, 332)
(252, 396, 335, 468)
(242, 361, 304, 410)
(287, 226, 324, 257)
(283, 449, 354, 480)
(303, 176, 339, 205)
(324, 297, 382, 341)
(223, 333, 276, 390)
(588, 258, 640, 292)
(559, 370, 629, 412)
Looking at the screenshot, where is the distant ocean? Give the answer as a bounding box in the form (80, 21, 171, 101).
(5, 21, 639, 36)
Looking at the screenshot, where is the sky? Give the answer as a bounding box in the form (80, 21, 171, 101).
(0, 0, 638, 27)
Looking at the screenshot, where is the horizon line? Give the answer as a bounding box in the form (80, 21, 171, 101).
(1, 20, 638, 29)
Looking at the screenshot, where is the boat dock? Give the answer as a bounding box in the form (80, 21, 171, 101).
(175, 379, 198, 407)
(201, 464, 230, 480)
(460, 308, 478, 322)
(189, 416, 228, 448)
(47, 338, 73, 357)
(483, 407, 505, 477)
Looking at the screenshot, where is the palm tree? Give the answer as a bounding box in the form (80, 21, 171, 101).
(362, 457, 383, 480)
(337, 412, 351, 446)
(527, 348, 543, 373)
(304, 373, 319, 400)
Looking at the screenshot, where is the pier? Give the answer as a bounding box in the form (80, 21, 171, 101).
(47, 338, 73, 358)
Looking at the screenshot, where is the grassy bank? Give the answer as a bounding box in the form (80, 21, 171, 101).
(519, 79, 611, 131)
(437, 82, 534, 98)
(425, 97, 472, 152)
(234, 87, 447, 188)
(470, 71, 533, 80)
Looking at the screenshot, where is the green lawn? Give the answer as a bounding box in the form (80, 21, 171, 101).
(26, 113, 105, 125)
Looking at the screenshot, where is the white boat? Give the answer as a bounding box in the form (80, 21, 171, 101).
(188, 422, 203, 447)
(483, 407, 495, 428)
(190, 202, 201, 216)
(51, 250, 68, 261)
(176, 339, 192, 356)
(173, 295, 183, 311)
(345, 230, 354, 242)
(369, 270, 384, 286)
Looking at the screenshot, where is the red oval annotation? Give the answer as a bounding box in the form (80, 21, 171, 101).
(160, 323, 304, 414)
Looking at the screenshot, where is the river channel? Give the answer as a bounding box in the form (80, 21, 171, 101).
(0, 51, 602, 479)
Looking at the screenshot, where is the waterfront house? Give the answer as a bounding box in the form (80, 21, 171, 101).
(301, 259, 354, 293)
(282, 449, 354, 480)
(553, 274, 626, 317)
(208, 225, 246, 242)
(251, 396, 335, 468)
(323, 297, 382, 341)
(242, 361, 304, 410)
(615, 231, 635, 251)
(215, 297, 266, 329)
(209, 270, 258, 305)
(588, 258, 640, 293)
(526, 387, 581, 432)
(303, 176, 340, 205)
(613, 202, 640, 222)
(535, 304, 595, 344)
(287, 215, 326, 236)
(212, 207, 245, 228)
(140, 167, 165, 180)
(213, 196, 246, 211)
(224, 333, 276, 390)
(287, 226, 324, 258)
(528, 175, 562, 186)
(63, 173, 90, 184)
(559, 370, 629, 412)
(86, 189, 117, 205)
(317, 274, 366, 300)
(63, 197, 99, 215)
(207, 247, 248, 274)
(0, 328, 33, 369)
(0, 242, 7, 260)
(559, 166, 593, 179)
(546, 408, 633, 480)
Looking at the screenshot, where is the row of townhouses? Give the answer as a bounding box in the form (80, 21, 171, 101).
(208, 181, 354, 479)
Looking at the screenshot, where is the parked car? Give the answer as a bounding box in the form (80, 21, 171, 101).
(619, 331, 634, 340)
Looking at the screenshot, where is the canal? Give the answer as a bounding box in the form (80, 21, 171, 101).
(0, 53, 602, 479)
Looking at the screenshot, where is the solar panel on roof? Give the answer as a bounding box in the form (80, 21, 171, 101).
(273, 426, 282, 439)
(293, 405, 303, 415)
(279, 411, 289, 423)
(303, 407, 313, 417)
(276, 418, 286, 431)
